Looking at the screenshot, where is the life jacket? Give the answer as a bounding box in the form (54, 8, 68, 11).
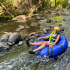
(49, 31, 58, 43)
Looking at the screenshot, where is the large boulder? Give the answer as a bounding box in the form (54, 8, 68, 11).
(1, 32, 12, 42)
(8, 32, 21, 44)
(1, 32, 21, 46)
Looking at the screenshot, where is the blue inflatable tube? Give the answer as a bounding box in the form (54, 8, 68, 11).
(34, 33, 68, 57)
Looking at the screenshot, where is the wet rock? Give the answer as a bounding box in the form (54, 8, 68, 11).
(16, 41, 23, 46)
(38, 31, 45, 36)
(0, 42, 9, 51)
(1, 32, 12, 42)
(22, 34, 29, 40)
(47, 20, 52, 23)
(1, 32, 21, 46)
(43, 28, 51, 34)
(59, 24, 64, 31)
(12, 15, 27, 22)
(25, 25, 30, 28)
(16, 25, 24, 32)
(29, 32, 36, 36)
(32, 14, 42, 17)
(40, 23, 53, 29)
(48, 25, 54, 28)
(8, 32, 21, 45)
(40, 23, 48, 29)
(31, 22, 38, 27)
(56, 12, 61, 16)
(63, 19, 66, 21)
(40, 19, 47, 23)
(59, 24, 62, 26)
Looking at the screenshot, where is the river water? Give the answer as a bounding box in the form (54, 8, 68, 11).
(0, 15, 70, 70)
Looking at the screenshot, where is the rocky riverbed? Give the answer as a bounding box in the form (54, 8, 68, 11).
(0, 9, 70, 70)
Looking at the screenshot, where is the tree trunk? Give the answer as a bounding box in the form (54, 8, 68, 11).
(28, 0, 32, 7)
(55, 0, 56, 8)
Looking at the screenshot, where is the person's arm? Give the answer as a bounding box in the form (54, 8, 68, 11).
(49, 35, 60, 47)
(38, 35, 50, 39)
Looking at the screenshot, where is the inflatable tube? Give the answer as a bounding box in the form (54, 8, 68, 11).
(34, 33, 68, 57)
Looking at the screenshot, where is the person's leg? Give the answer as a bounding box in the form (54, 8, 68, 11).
(33, 41, 50, 52)
(29, 42, 43, 46)
(26, 41, 42, 47)
(29, 41, 51, 54)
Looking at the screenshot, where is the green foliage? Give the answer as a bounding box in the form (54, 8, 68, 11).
(51, 0, 68, 8)
(0, 0, 68, 19)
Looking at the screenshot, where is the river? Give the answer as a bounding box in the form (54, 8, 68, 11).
(0, 15, 70, 70)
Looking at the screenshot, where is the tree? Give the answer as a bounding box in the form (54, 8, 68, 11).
(55, 0, 56, 7)
(28, 0, 32, 7)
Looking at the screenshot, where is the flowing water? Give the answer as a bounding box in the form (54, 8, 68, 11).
(0, 15, 70, 70)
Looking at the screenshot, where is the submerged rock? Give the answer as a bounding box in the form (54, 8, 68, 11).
(16, 25, 24, 32)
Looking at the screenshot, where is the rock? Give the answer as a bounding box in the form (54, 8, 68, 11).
(22, 34, 29, 40)
(40, 19, 47, 23)
(31, 22, 38, 27)
(16, 25, 24, 32)
(43, 28, 51, 34)
(40, 23, 47, 29)
(32, 14, 42, 17)
(56, 12, 61, 16)
(12, 15, 26, 22)
(58, 24, 62, 26)
(16, 41, 23, 46)
(0, 42, 9, 51)
(1, 32, 22, 46)
(58, 24, 64, 31)
(47, 20, 52, 23)
(40, 23, 53, 29)
(25, 25, 30, 28)
(63, 19, 66, 21)
(29, 32, 36, 36)
(38, 31, 45, 36)
(1, 32, 12, 42)
(8, 32, 21, 44)
(4, 32, 9, 34)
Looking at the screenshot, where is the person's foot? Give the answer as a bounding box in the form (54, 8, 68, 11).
(29, 51, 35, 54)
(26, 40, 30, 47)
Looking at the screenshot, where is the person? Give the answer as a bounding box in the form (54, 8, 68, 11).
(29, 27, 60, 54)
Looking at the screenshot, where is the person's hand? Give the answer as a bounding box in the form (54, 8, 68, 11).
(49, 44, 54, 48)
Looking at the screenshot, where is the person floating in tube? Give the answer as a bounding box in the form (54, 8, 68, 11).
(28, 27, 60, 54)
